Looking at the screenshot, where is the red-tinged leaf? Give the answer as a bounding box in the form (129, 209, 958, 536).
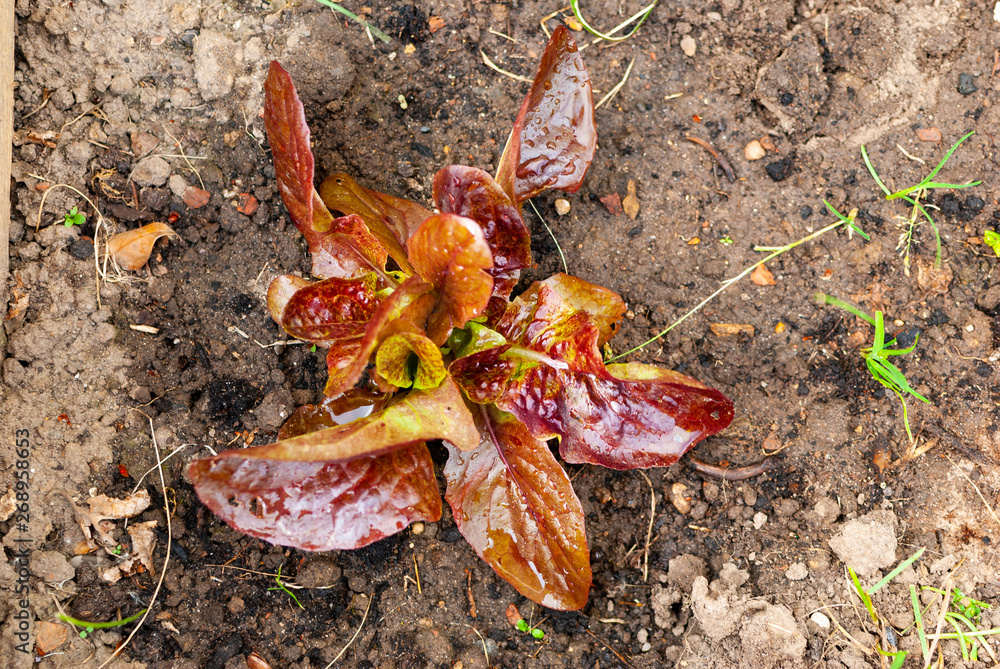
(279, 273, 379, 343)
(444, 406, 591, 610)
(190, 441, 442, 551)
(433, 166, 531, 299)
(450, 275, 734, 469)
(107, 222, 179, 271)
(407, 213, 494, 345)
(263, 61, 332, 234)
(319, 173, 432, 275)
(323, 275, 433, 397)
(375, 322, 447, 390)
(495, 26, 596, 204)
(309, 214, 390, 280)
(267, 274, 311, 325)
(278, 389, 387, 439)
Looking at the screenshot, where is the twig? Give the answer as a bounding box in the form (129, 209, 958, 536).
(685, 135, 736, 183)
(323, 594, 373, 668)
(637, 471, 655, 583)
(480, 50, 532, 83)
(585, 629, 635, 668)
(413, 554, 422, 594)
(161, 124, 205, 189)
(897, 143, 926, 165)
(687, 455, 778, 481)
(97, 413, 172, 669)
(595, 57, 636, 110)
(539, 6, 571, 38)
(489, 28, 516, 42)
(924, 576, 953, 669)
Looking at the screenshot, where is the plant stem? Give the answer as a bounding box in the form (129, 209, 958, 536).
(59, 609, 148, 629)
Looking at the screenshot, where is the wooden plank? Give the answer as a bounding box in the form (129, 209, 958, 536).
(0, 0, 13, 302)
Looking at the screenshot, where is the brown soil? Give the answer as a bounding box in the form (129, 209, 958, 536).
(3, 1, 1000, 668)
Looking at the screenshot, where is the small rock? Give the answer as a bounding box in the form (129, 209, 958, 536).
(744, 140, 766, 161)
(411, 522, 425, 535)
(667, 554, 708, 592)
(130, 131, 160, 157)
(828, 510, 898, 576)
(132, 157, 171, 187)
(183, 186, 211, 209)
(600, 192, 623, 216)
(69, 239, 94, 259)
(916, 127, 942, 143)
(765, 157, 794, 182)
(670, 482, 691, 514)
(680, 35, 697, 57)
(168, 174, 189, 198)
(30, 551, 75, 583)
(785, 562, 808, 581)
(810, 611, 830, 629)
(227, 596, 245, 614)
(637, 629, 648, 644)
(396, 160, 415, 178)
(957, 72, 978, 96)
(554, 198, 571, 216)
(753, 512, 768, 529)
(193, 31, 244, 101)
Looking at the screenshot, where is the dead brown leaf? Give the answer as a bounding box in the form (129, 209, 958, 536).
(428, 15, 445, 33)
(916, 260, 952, 295)
(622, 179, 640, 220)
(600, 193, 622, 216)
(710, 323, 754, 337)
(75, 489, 151, 546)
(128, 520, 158, 576)
(247, 652, 273, 669)
(750, 263, 776, 286)
(107, 222, 179, 271)
(35, 621, 68, 656)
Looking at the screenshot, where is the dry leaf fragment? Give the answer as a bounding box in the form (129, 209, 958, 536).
(76, 489, 151, 546)
(600, 193, 622, 216)
(183, 186, 211, 209)
(428, 15, 445, 33)
(130, 131, 160, 157)
(107, 222, 179, 271)
(505, 603, 522, 627)
(622, 179, 640, 220)
(161, 621, 181, 634)
(35, 621, 68, 656)
(236, 192, 259, 216)
(128, 520, 158, 576)
(750, 263, 776, 286)
(710, 323, 754, 337)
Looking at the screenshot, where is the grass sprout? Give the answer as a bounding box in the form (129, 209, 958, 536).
(313, 0, 391, 43)
(862, 131, 980, 273)
(58, 608, 148, 639)
(611, 201, 866, 360)
(570, 0, 656, 42)
(815, 293, 930, 444)
(269, 565, 304, 609)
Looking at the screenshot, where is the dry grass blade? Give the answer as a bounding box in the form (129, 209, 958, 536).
(323, 593, 373, 668)
(637, 471, 655, 583)
(946, 454, 1000, 528)
(97, 413, 172, 669)
(480, 50, 532, 83)
(595, 57, 636, 110)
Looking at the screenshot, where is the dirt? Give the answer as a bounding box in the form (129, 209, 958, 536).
(3, 0, 1000, 667)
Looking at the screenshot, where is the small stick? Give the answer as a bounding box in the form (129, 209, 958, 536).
(413, 554, 422, 594)
(684, 135, 736, 183)
(323, 594, 373, 668)
(539, 6, 571, 38)
(465, 568, 478, 618)
(686, 454, 778, 480)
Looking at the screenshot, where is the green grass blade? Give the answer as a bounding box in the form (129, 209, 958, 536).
(59, 609, 148, 629)
(917, 180, 982, 190)
(815, 293, 876, 326)
(917, 130, 976, 186)
(570, 0, 657, 42)
(912, 585, 930, 663)
(861, 145, 892, 196)
(875, 646, 908, 669)
(946, 614, 971, 661)
(873, 311, 886, 351)
(849, 567, 878, 623)
(314, 0, 392, 42)
(869, 548, 925, 595)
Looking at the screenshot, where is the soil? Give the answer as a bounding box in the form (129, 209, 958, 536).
(2, 1, 1000, 668)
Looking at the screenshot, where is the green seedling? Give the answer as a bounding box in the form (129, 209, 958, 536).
(718, 235, 734, 246)
(612, 200, 867, 360)
(515, 617, 546, 640)
(63, 206, 86, 228)
(815, 293, 930, 444)
(313, 0, 390, 43)
(920, 586, 996, 662)
(862, 131, 980, 272)
(268, 566, 304, 609)
(984, 230, 1000, 257)
(570, 0, 656, 42)
(59, 608, 148, 639)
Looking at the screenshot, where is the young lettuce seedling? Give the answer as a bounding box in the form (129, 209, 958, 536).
(190, 27, 734, 611)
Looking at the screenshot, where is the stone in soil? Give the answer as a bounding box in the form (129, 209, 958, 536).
(193, 30, 243, 101)
(828, 509, 898, 576)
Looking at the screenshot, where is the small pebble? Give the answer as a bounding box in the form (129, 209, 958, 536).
(554, 198, 571, 216)
(411, 522, 425, 535)
(680, 35, 697, 57)
(810, 611, 830, 629)
(744, 140, 766, 161)
(641, 642, 652, 652)
(753, 512, 767, 529)
(671, 483, 691, 515)
(420, 126, 430, 133)
(637, 629, 648, 644)
(785, 562, 808, 581)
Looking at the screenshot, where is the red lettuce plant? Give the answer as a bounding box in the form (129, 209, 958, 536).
(190, 27, 733, 611)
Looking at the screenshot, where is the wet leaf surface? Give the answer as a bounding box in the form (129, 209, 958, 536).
(444, 406, 591, 610)
(278, 273, 380, 343)
(496, 26, 596, 203)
